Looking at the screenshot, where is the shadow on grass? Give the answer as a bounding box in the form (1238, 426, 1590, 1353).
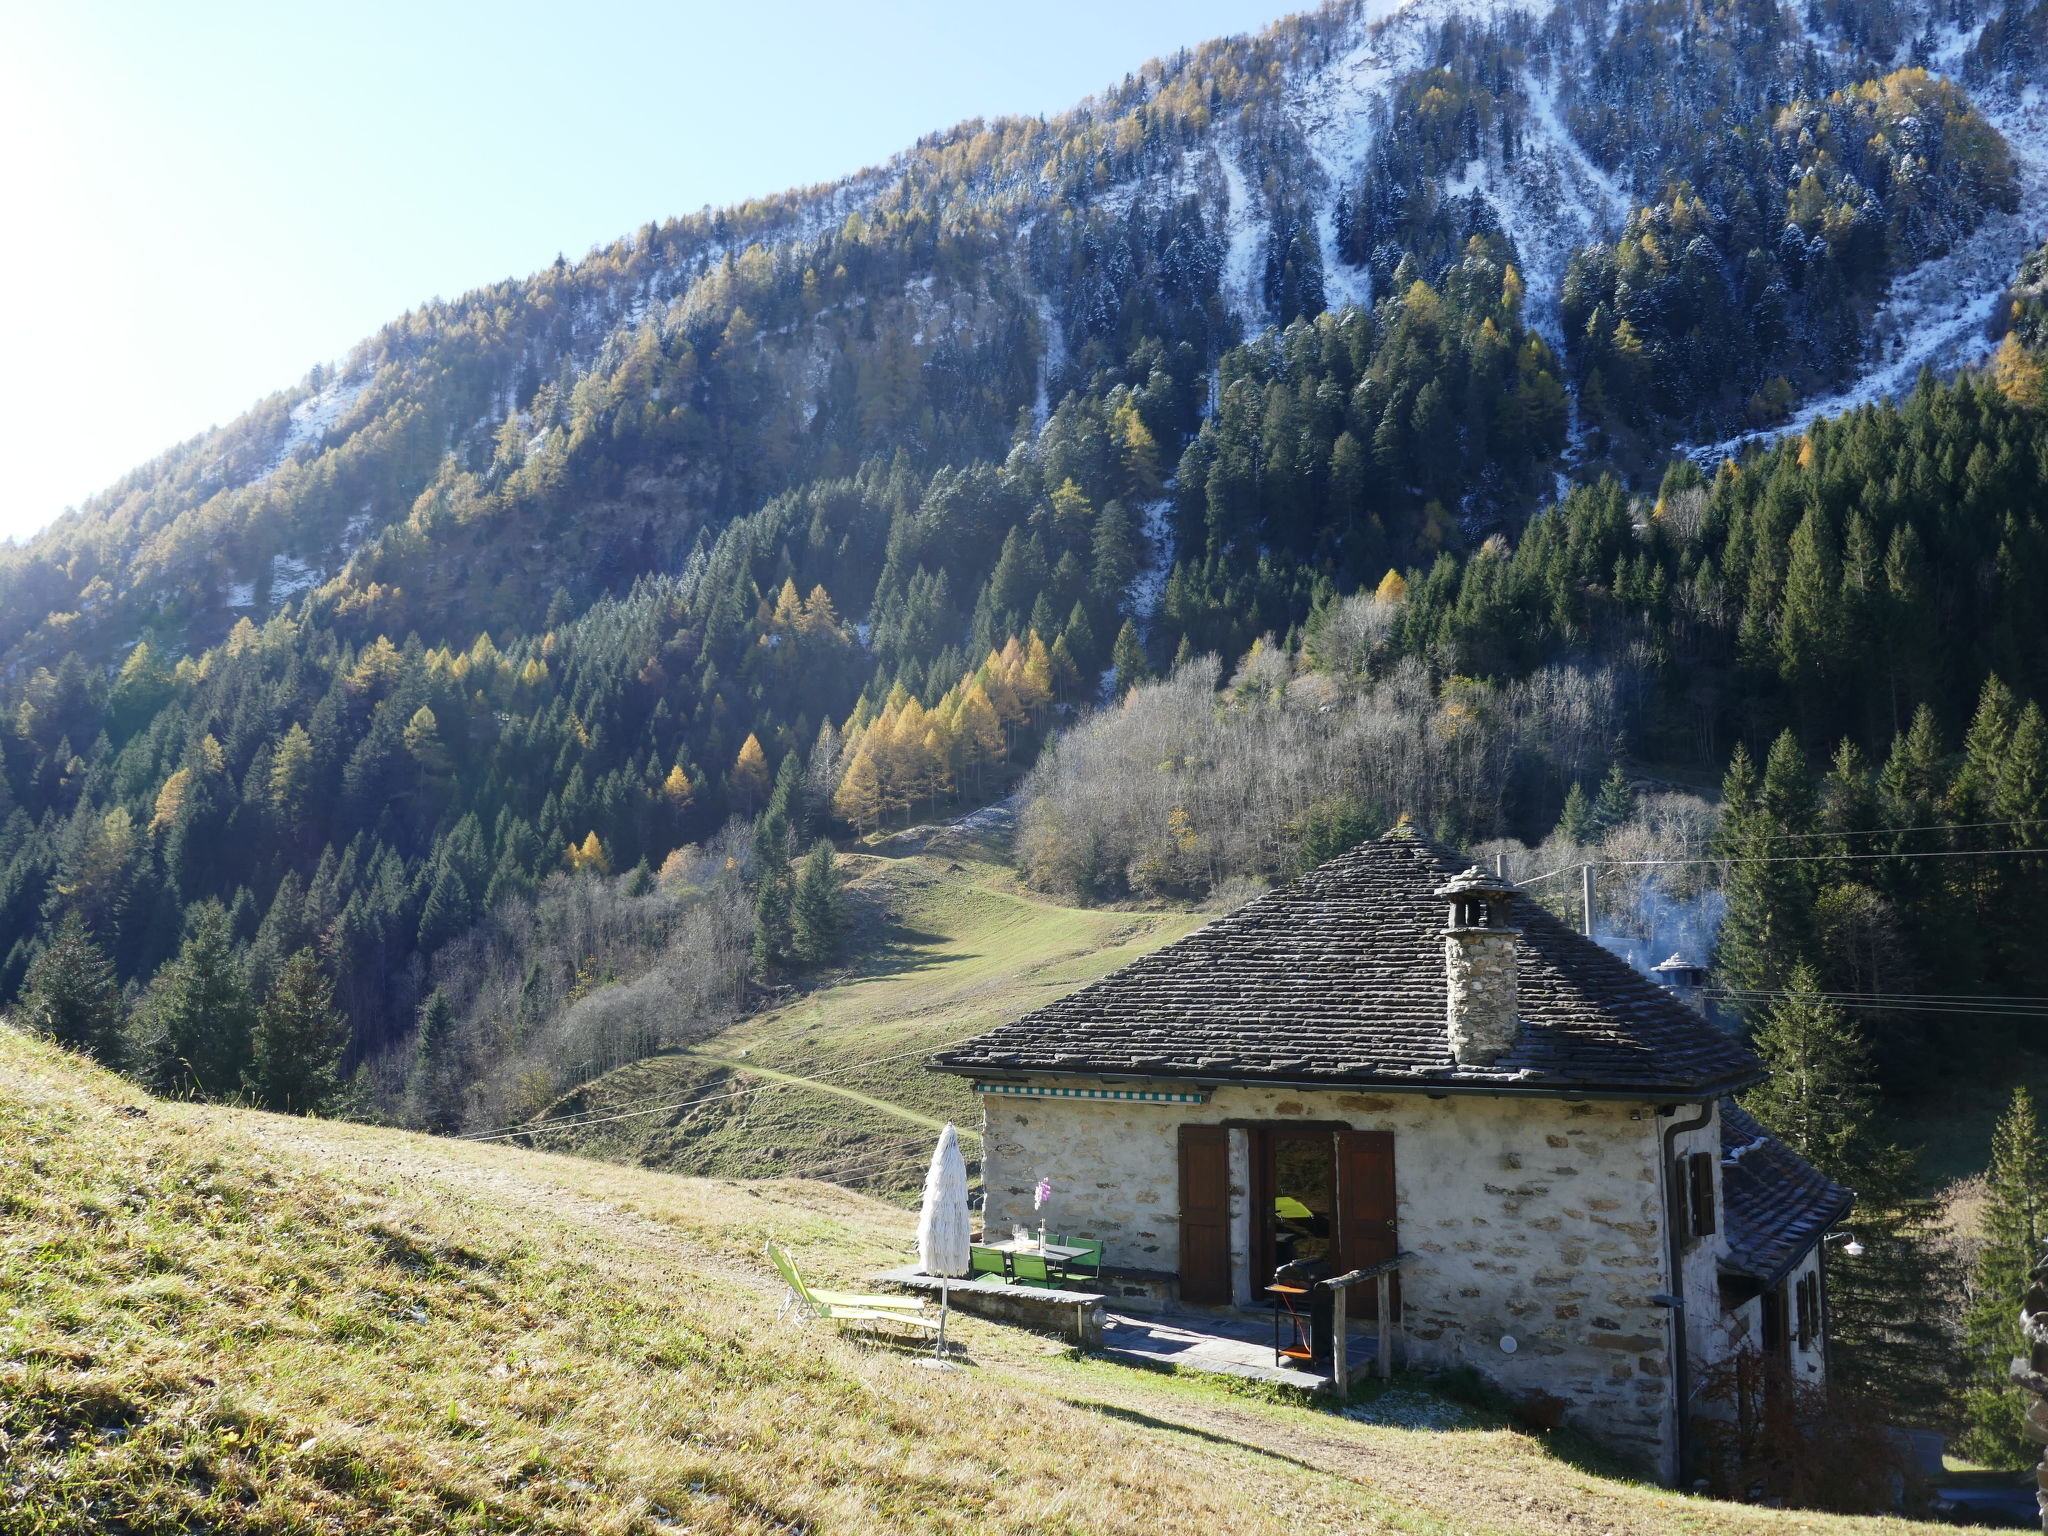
(1078, 1352, 1645, 1486)
(1058, 1398, 1334, 1476)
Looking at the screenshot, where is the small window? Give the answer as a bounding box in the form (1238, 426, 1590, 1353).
(1795, 1271, 1821, 1350)
(1688, 1151, 1717, 1237)
(1761, 1283, 1789, 1359)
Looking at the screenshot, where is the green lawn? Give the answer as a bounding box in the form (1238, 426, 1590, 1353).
(532, 841, 1206, 1193)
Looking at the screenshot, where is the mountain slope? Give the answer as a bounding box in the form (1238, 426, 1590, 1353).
(4, 0, 2047, 1106)
(515, 834, 1208, 1186)
(5, 0, 2035, 673)
(0, 1026, 1958, 1533)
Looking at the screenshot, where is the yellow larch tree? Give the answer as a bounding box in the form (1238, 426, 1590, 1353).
(730, 733, 771, 810)
(833, 745, 883, 833)
(663, 762, 695, 814)
(565, 831, 610, 876)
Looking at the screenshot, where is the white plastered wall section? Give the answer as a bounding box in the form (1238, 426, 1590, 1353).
(979, 1080, 1681, 1476)
(1716, 1248, 1828, 1381)
(1670, 1104, 1732, 1373)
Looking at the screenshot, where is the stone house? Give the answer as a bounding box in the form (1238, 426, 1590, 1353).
(929, 825, 1849, 1483)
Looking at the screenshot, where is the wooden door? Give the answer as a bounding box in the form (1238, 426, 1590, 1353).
(1336, 1130, 1397, 1319)
(1178, 1125, 1232, 1305)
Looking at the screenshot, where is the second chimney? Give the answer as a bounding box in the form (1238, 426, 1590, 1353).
(1434, 867, 1521, 1066)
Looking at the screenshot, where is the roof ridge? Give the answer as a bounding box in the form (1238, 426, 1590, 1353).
(931, 825, 1765, 1098)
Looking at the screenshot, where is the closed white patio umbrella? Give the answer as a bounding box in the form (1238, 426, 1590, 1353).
(915, 1123, 971, 1368)
(917, 1122, 971, 1277)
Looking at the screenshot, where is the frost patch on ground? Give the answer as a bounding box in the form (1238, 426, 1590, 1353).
(263, 377, 366, 478)
(1131, 497, 1175, 621)
(1034, 293, 1066, 427)
(1481, 70, 1630, 349)
(1217, 149, 1266, 332)
(1343, 1390, 1471, 1430)
(272, 554, 320, 605)
(1286, 0, 1547, 317)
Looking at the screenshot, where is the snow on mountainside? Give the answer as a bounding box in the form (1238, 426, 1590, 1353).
(1695, 82, 2048, 464)
(11, 0, 2048, 677)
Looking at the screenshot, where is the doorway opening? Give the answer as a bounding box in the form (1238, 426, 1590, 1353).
(1257, 1129, 1336, 1279)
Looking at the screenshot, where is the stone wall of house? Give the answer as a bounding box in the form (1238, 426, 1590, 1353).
(980, 1081, 1683, 1479)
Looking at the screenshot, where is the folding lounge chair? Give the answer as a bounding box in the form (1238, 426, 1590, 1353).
(766, 1241, 941, 1339)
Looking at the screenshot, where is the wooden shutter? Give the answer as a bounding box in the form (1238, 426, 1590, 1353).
(1796, 1272, 1819, 1350)
(1178, 1125, 1232, 1306)
(1689, 1151, 1717, 1237)
(1669, 1156, 1691, 1239)
(1336, 1130, 1397, 1319)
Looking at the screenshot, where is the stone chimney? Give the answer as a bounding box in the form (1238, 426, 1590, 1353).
(1651, 953, 1710, 1017)
(1433, 867, 1521, 1066)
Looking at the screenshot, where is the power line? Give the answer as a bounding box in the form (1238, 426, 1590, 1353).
(771, 1141, 938, 1186)
(1703, 991, 2048, 1015)
(1707, 988, 2048, 1018)
(1614, 845, 2048, 869)
(1711, 817, 2036, 846)
(1518, 844, 2048, 888)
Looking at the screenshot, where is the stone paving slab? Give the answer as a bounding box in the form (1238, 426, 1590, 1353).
(1098, 1310, 1379, 1391)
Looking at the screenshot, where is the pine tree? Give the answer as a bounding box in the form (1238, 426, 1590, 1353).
(1960, 1086, 2048, 1464)
(1994, 703, 2048, 984)
(1556, 780, 1598, 843)
(133, 904, 255, 1100)
(1591, 762, 1636, 831)
(1110, 619, 1150, 698)
(768, 747, 808, 839)
(1715, 735, 1817, 1002)
(791, 839, 844, 967)
(1741, 963, 1873, 1177)
(1741, 963, 1959, 1418)
(404, 989, 464, 1134)
(1092, 498, 1140, 598)
(248, 948, 348, 1115)
(17, 911, 125, 1063)
(752, 871, 792, 978)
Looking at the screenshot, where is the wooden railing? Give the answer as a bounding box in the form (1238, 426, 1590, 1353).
(1321, 1251, 1415, 1394)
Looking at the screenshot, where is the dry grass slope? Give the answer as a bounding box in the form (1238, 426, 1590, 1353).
(0, 1028, 1954, 1535)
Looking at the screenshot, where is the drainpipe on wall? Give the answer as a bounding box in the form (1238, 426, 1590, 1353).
(1658, 1100, 1713, 1487)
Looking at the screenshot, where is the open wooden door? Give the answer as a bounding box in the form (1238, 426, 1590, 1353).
(1335, 1130, 1397, 1319)
(1178, 1125, 1231, 1305)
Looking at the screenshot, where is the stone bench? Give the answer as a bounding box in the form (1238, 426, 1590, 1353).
(872, 1266, 1106, 1347)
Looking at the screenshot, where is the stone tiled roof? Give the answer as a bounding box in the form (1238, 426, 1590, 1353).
(931, 826, 1765, 1097)
(1718, 1098, 1853, 1289)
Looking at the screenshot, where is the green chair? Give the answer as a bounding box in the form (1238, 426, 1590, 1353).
(765, 1241, 940, 1339)
(1009, 1252, 1061, 1289)
(968, 1246, 1010, 1282)
(1051, 1235, 1102, 1280)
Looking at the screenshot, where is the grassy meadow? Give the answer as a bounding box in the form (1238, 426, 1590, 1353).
(527, 834, 1207, 1192)
(0, 1027, 1970, 1535)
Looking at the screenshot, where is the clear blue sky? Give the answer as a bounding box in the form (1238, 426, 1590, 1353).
(0, 0, 1298, 544)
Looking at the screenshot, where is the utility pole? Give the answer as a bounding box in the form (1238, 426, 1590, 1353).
(1582, 863, 1597, 937)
